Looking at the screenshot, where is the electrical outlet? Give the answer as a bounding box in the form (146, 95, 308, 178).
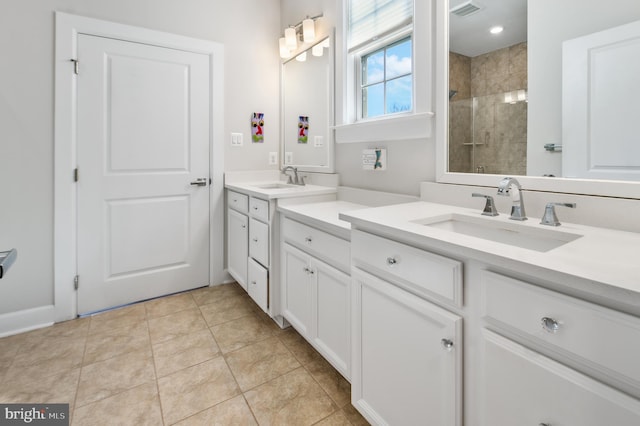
(231, 132, 243, 146)
(268, 152, 278, 165)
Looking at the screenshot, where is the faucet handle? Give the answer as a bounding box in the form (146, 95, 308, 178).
(540, 202, 576, 226)
(472, 193, 499, 216)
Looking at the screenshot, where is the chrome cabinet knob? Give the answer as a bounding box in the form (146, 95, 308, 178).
(251, 280, 257, 286)
(539, 423, 551, 426)
(386, 257, 398, 266)
(252, 238, 258, 242)
(305, 237, 313, 243)
(241, 224, 246, 229)
(541, 317, 560, 333)
(441, 338, 454, 351)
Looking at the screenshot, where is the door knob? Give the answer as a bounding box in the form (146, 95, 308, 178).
(190, 178, 207, 186)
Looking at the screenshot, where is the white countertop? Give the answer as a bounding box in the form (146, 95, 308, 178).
(278, 200, 370, 239)
(339, 201, 640, 296)
(225, 181, 337, 200)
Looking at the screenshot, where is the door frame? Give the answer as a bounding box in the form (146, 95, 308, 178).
(54, 12, 225, 322)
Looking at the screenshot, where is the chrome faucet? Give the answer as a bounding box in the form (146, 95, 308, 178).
(497, 177, 527, 221)
(281, 166, 304, 185)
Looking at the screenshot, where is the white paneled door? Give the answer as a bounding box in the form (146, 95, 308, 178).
(76, 34, 211, 314)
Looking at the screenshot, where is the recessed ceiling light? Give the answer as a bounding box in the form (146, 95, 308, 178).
(490, 26, 504, 34)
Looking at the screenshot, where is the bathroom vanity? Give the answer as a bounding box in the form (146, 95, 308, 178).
(340, 201, 640, 426)
(224, 175, 337, 322)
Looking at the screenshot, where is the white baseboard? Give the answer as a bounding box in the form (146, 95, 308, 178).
(0, 305, 55, 338)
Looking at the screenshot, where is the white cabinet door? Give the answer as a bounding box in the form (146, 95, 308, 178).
(352, 268, 462, 426)
(314, 260, 350, 379)
(282, 243, 313, 336)
(481, 329, 640, 426)
(248, 257, 268, 313)
(227, 208, 248, 290)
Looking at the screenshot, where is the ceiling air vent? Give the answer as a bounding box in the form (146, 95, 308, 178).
(450, 1, 482, 17)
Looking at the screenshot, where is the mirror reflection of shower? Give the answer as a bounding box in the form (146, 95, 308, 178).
(448, 43, 528, 176)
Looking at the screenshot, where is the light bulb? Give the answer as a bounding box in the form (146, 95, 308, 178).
(302, 18, 315, 43)
(285, 27, 297, 49)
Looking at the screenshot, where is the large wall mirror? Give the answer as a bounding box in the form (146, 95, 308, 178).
(281, 35, 334, 173)
(439, 0, 640, 197)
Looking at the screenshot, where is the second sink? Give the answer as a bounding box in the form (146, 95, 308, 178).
(413, 213, 582, 252)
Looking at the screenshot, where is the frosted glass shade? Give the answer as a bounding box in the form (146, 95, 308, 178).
(285, 27, 297, 49)
(303, 18, 316, 43)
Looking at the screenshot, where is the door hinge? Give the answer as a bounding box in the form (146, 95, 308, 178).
(70, 59, 79, 75)
(73, 275, 79, 290)
(73, 168, 78, 182)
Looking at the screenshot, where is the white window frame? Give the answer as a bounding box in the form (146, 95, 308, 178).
(335, 0, 434, 144)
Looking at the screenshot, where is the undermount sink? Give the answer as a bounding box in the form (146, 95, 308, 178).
(413, 213, 583, 252)
(252, 182, 297, 189)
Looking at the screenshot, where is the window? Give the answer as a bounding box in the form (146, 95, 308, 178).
(336, 0, 432, 143)
(348, 0, 414, 120)
(361, 36, 412, 118)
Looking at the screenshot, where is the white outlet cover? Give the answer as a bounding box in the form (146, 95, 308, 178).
(268, 152, 278, 165)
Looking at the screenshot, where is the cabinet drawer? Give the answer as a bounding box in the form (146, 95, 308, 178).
(249, 197, 269, 222)
(352, 230, 463, 307)
(282, 217, 350, 273)
(482, 270, 640, 389)
(249, 218, 269, 267)
(228, 190, 248, 213)
(248, 258, 268, 313)
(482, 329, 640, 426)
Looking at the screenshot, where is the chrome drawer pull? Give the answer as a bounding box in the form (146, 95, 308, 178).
(541, 317, 560, 333)
(539, 423, 551, 426)
(305, 237, 313, 243)
(251, 280, 257, 286)
(441, 338, 454, 351)
(252, 238, 258, 242)
(386, 257, 398, 266)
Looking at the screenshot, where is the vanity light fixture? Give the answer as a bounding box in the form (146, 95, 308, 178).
(296, 51, 307, 62)
(279, 13, 323, 59)
(490, 25, 504, 34)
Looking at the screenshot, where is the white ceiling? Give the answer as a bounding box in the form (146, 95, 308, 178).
(449, 0, 527, 57)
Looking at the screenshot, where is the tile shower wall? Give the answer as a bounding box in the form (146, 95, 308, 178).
(449, 43, 528, 175)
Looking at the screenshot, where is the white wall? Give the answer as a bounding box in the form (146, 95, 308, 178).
(0, 0, 280, 317)
(527, 0, 640, 177)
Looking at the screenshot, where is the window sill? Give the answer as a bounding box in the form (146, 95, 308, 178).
(333, 111, 434, 144)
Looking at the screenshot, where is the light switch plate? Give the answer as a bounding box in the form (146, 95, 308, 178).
(285, 152, 293, 164)
(314, 136, 324, 148)
(231, 132, 243, 146)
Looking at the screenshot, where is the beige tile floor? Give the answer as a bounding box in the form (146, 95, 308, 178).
(0, 283, 369, 425)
